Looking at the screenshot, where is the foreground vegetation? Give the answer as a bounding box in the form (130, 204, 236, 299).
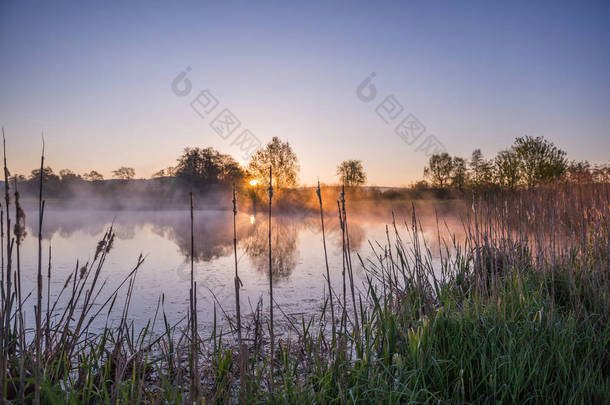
(1, 143, 609, 403)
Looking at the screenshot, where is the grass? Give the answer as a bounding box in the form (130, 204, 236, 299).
(0, 140, 608, 403)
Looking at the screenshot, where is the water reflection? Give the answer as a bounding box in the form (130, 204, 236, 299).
(16, 203, 468, 331)
(25, 208, 377, 279)
(241, 215, 300, 279)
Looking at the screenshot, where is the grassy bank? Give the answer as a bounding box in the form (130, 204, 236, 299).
(1, 181, 608, 403)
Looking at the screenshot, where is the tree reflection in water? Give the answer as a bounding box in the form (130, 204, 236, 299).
(241, 214, 299, 280)
(24, 207, 367, 281)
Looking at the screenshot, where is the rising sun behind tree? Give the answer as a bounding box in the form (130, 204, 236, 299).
(247, 136, 299, 190)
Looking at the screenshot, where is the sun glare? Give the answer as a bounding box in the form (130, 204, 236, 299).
(249, 179, 258, 186)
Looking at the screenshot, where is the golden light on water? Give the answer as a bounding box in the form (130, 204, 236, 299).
(250, 215, 255, 224)
(249, 179, 258, 186)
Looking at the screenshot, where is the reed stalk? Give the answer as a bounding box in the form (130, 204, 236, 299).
(13, 176, 26, 403)
(267, 166, 274, 393)
(337, 199, 347, 335)
(316, 180, 335, 342)
(188, 191, 200, 401)
(232, 184, 246, 401)
(340, 185, 359, 339)
(34, 135, 45, 405)
(1, 130, 12, 401)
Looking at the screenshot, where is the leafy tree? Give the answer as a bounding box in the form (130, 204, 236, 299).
(470, 149, 484, 184)
(512, 136, 567, 187)
(30, 166, 59, 182)
(83, 170, 104, 181)
(112, 167, 136, 180)
(566, 160, 593, 184)
(469, 149, 494, 187)
(424, 153, 453, 188)
(152, 169, 167, 178)
(175, 147, 243, 185)
(450, 157, 468, 191)
(494, 150, 520, 189)
(247, 137, 299, 190)
(59, 169, 82, 182)
(165, 166, 177, 177)
(337, 160, 367, 187)
(10, 174, 27, 184)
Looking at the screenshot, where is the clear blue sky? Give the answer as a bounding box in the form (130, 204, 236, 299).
(1, 1, 608, 186)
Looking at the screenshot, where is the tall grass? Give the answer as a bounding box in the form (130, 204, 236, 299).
(0, 137, 608, 403)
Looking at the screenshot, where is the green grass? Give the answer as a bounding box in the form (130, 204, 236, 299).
(244, 266, 608, 404)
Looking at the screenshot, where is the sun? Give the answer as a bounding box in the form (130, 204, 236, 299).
(249, 179, 258, 186)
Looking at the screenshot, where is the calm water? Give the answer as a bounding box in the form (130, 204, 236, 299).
(15, 204, 464, 333)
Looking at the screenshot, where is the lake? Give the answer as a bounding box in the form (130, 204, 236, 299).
(14, 201, 466, 334)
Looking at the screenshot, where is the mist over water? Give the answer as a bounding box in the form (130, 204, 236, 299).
(14, 198, 466, 333)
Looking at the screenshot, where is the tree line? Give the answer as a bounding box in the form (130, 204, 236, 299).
(5, 134, 608, 200)
(422, 135, 609, 192)
(7, 136, 370, 195)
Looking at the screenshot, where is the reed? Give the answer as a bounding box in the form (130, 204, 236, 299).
(340, 185, 360, 341)
(1, 129, 12, 402)
(267, 166, 274, 393)
(316, 179, 335, 342)
(232, 183, 246, 401)
(188, 191, 200, 401)
(34, 135, 44, 405)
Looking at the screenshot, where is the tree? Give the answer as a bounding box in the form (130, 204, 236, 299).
(424, 153, 453, 188)
(165, 166, 177, 177)
(30, 166, 59, 182)
(470, 149, 485, 183)
(494, 150, 520, 189)
(337, 160, 367, 187)
(112, 167, 136, 180)
(469, 149, 493, 188)
(591, 163, 610, 183)
(59, 169, 82, 182)
(9, 174, 27, 184)
(152, 169, 167, 178)
(450, 157, 468, 191)
(83, 170, 104, 181)
(247, 137, 299, 190)
(566, 160, 593, 184)
(175, 147, 244, 185)
(512, 136, 567, 187)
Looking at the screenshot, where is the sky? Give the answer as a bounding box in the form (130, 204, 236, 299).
(1, 1, 609, 186)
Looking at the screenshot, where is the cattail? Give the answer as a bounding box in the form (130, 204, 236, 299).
(94, 239, 106, 261)
(105, 233, 115, 253)
(13, 191, 26, 243)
